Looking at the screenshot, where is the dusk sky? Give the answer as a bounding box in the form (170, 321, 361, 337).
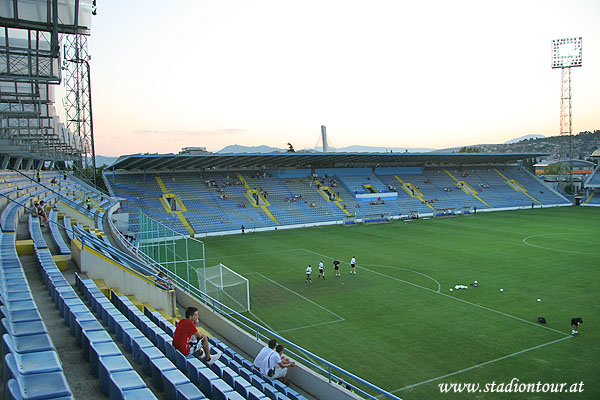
(64, 0, 600, 156)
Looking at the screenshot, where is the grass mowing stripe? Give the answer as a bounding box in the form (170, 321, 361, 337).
(252, 272, 345, 321)
(388, 336, 573, 394)
(303, 248, 570, 336)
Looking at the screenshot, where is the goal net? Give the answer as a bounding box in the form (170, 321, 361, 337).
(196, 263, 250, 314)
(408, 210, 419, 220)
(461, 206, 476, 216)
(362, 213, 391, 224)
(343, 215, 358, 226)
(434, 208, 456, 218)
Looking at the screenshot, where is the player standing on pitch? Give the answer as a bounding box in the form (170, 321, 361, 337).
(318, 260, 325, 280)
(305, 265, 312, 283)
(350, 256, 357, 275)
(333, 259, 340, 277)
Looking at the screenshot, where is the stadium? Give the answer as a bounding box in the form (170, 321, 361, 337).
(1, 2, 599, 400)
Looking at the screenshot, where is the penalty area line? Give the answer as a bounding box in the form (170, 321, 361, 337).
(386, 335, 572, 395)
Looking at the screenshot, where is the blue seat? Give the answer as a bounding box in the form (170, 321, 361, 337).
(176, 382, 206, 399)
(211, 378, 235, 400)
(0, 306, 41, 323)
(246, 386, 269, 400)
(221, 366, 239, 387)
(140, 345, 165, 376)
(108, 370, 147, 400)
(89, 341, 122, 378)
(150, 356, 177, 391)
(4, 353, 72, 399)
(2, 319, 47, 337)
(162, 368, 191, 400)
(114, 320, 136, 343)
(74, 319, 105, 348)
(209, 359, 228, 378)
(2, 333, 54, 357)
(121, 387, 159, 399)
(224, 391, 246, 400)
(194, 365, 220, 397)
(131, 336, 154, 364)
(2, 349, 62, 384)
(122, 327, 146, 354)
(81, 329, 113, 361)
(233, 376, 253, 399)
(175, 348, 189, 373)
(98, 355, 133, 396)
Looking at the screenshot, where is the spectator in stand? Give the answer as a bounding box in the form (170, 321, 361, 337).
(172, 307, 221, 365)
(254, 338, 277, 371)
(260, 344, 296, 384)
(36, 201, 48, 227)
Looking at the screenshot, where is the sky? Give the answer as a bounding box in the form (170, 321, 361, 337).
(63, 0, 600, 156)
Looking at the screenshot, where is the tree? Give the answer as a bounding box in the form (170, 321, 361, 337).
(458, 147, 482, 153)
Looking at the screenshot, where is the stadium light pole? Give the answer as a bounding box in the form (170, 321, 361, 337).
(551, 37, 582, 195)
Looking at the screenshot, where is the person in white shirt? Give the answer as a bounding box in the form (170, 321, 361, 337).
(253, 338, 277, 371)
(350, 256, 357, 274)
(260, 344, 296, 384)
(305, 265, 312, 283)
(318, 260, 325, 280)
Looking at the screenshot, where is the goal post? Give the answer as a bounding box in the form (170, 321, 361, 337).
(461, 205, 476, 215)
(343, 215, 358, 226)
(408, 210, 419, 220)
(434, 208, 456, 218)
(196, 263, 250, 314)
(362, 213, 391, 224)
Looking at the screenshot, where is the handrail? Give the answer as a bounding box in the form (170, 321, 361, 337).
(72, 226, 171, 288)
(9, 168, 105, 220)
(126, 212, 402, 400)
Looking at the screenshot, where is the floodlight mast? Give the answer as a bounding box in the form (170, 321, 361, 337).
(551, 37, 582, 195)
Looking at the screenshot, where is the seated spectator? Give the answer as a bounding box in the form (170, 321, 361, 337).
(310, 202, 315, 207)
(36, 201, 48, 227)
(51, 177, 57, 185)
(173, 307, 221, 365)
(260, 344, 296, 384)
(254, 339, 277, 371)
(156, 271, 173, 290)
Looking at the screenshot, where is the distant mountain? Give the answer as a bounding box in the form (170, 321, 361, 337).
(217, 145, 286, 154)
(504, 134, 546, 144)
(332, 145, 435, 153)
(95, 155, 119, 167)
(216, 144, 435, 154)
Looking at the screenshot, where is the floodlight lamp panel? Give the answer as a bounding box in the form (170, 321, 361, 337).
(551, 37, 582, 68)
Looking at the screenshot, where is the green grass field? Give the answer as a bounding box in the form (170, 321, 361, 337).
(183, 207, 599, 399)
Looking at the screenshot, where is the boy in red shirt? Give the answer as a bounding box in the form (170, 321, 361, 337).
(173, 307, 221, 365)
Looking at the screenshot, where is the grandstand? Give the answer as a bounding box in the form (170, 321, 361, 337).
(103, 153, 570, 236)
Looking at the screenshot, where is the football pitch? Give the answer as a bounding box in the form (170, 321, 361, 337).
(192, 207, 599, 399)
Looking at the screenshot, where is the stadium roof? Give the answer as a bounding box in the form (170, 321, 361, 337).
(106, 152, 550, 171)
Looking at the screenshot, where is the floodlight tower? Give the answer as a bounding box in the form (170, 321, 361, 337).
(551, 37, 582, 194)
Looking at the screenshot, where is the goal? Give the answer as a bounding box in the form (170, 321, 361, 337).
(196, 263, 250, 313)
(362, 213, 391, 224)
(461, 206, 476, 216)
(343, 215, 358, 226)
(434, 208, 456, 218)
(408, 210, 419, 220)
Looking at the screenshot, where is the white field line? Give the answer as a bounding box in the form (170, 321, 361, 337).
(247, 310, 277, 333)
(386, 336, 572, 395)
(367, 263, 441, 293)
(522, 233, 600, 255)
(244, 271, 345, 333)
(302, 249, 570, 337)
(205, 248, 301, 260)
(278, 319, 345, 333)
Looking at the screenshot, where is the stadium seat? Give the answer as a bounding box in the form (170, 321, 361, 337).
(176, 382, 207, 399)
(108, 370, 148, 400)
(150, 356, 177, 391)
(4, 353, 72, 399)
(89, 341, 122, 378)
(98, 355, 134, 396)
(162, 368, 191, 400)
